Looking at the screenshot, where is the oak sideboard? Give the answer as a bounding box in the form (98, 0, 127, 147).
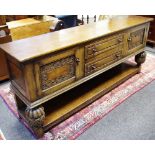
(0, 16, 153, 138)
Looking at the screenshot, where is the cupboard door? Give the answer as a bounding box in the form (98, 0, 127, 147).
(35, 47, 83, 97)
(126, 24, 149, 55)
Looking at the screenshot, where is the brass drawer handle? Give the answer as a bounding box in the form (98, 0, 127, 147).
(118, 38, 123, 43)
(115, 53, 120, 59)
(127, 37, 132, 41)
(92, 48, 97, 53)
(91, 65, 96, 70)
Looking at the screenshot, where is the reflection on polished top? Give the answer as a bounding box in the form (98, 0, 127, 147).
(0, 15, 153, 62)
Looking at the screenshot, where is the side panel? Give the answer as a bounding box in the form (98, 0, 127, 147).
(7, 55, 38, 102)
(7, 56, 27, 97)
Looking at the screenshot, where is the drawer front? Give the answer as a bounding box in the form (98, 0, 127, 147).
(85, 34, 124, 60)
(34, 47, 83, 97)
(85, 47, 122, 76)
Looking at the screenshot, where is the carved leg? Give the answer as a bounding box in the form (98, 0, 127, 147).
(135, 51, 146, 67)
(25, 106, 45, 138)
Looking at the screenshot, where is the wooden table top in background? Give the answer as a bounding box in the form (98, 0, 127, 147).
(0, 16, 153, 62)
(6, 16, 58, 41)
(6, 16, 56, 29)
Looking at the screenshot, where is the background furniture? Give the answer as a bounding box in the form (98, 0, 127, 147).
(55, 15, 78, 28)
(0, 15, 64, 81)
(0, 17, 12, 81)
(140, 15, 155, 46)
(7, 15, 64, 41)
(0, 16, 152, 138)
(78, 15, 113, 25)
(4, 15, 34, 22)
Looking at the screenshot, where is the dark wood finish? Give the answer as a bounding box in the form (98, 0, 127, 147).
(5, 15, 40, 22)
(135, 51, 146, 67)
(0, 16, 6, 25)
(0, 51, 9, 80)
(25, 106, 45, 136)
(141, 15, 155, 45)
(0, 20, 12, 80)
(0, 16, 152, 138)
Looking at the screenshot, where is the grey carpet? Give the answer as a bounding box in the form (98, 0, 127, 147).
(0, 97, 35, 140)
(0, 49, 155, 140)
(77, 80, 155, 140)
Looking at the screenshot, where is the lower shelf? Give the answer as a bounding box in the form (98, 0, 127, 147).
(43, 62, 140, 131)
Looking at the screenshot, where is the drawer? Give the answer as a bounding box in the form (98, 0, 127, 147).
(85, 47, 122, 76)
(85, 34, 124, 60)
(86, 44, 124, 63)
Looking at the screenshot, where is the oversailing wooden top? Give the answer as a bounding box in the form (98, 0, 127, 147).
(0, 16, 153, 62)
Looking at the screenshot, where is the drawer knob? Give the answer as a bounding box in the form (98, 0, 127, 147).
(118, 38, 123, 43)
(75, 57, 80, 64)
(91, 65, 96, 70)
(127, 37, 132, 41)
(92, 48, 97, 53)
(115, 53, 120, 59)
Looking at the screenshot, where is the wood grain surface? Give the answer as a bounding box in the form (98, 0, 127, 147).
(0, 16, 153, 62)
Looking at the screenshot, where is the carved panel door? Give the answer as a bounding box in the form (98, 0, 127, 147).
(126, 24, 149, 54)
(34, 47, 84, 97)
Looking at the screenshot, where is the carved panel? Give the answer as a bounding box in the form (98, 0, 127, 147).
(40, 55, 76, 90)
(128, 28, 145, 50)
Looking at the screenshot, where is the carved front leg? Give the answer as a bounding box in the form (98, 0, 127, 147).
(135, 51, 146, 66)
(25, 106, 45, 138)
